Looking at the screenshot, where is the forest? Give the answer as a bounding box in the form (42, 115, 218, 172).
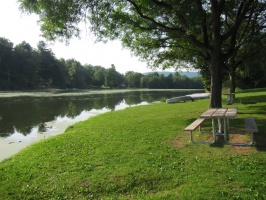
(0, 37, 203, 90)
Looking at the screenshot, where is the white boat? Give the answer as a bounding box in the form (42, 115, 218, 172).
(166, 93, 210, 104)
(166, 95, 194, 103)
(187, 93, 210, 100)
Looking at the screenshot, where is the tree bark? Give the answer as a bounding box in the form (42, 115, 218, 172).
(209, 54, 223, 108)
(228, 56, 237, 99)
(229, 70, 236, 100)
(229, 70, 236, 93)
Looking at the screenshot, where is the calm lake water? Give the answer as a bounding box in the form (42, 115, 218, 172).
(0, 89, 204, 161)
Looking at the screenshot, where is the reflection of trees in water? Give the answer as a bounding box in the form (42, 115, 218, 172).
(0, 97, 67, 135)
(124, 92, 142, 105)
(0, 90, 202, 136)
(67, 101, 77, 118)
(0, 94, 125, 136)
(104, 93, 126, 111)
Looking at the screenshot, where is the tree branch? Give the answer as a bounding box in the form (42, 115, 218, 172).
(150, 0, 173, 10)
(195, 0, 209, 48)
(126, 0, 180, 32)
(222, 0, 254, 42)
(127, 0, 209, 51)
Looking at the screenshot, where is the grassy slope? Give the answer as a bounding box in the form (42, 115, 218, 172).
(0, 89, 265, 199)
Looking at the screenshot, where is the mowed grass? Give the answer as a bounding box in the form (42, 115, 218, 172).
(0, 88, 266, 199)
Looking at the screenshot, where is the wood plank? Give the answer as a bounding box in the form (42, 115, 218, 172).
(212, 108, 227, 117)
(200, 108, 217, 118)
(184, 118, 205, 131)
(225, 107, 237, 118)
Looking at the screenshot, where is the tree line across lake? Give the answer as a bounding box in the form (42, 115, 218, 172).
(0, 37, 203, 90)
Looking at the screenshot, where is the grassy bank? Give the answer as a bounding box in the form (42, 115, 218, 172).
(0, 88, 265, 199)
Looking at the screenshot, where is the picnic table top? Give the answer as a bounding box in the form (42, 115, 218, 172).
(200, 108, 237, 119)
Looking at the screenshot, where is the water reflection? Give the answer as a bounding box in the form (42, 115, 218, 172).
(0, 89, 204, 138)
(3, 103, 146, 144)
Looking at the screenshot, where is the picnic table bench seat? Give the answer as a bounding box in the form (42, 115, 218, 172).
(184, 118, 205, 131)
(184, 118, 216, 144)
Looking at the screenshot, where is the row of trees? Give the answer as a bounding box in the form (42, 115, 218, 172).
(0, 37, 203, 90)
(126, 71, 203, 89)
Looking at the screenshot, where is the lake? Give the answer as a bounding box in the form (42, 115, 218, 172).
(0, 89, 204, 161)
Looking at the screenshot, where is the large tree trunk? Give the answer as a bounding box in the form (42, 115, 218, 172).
(209, 56, 223, 108)
(209, 1, 223, 108)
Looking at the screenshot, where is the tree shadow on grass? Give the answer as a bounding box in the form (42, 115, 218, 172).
(253, 119, 266, 152)
(210, 136, 225, 148)
(237, 95, 266, 104)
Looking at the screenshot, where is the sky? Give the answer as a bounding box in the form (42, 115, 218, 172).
(0, 0, 176, 74)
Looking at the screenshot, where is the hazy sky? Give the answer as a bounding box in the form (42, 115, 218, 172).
(0, 0, 176, 74)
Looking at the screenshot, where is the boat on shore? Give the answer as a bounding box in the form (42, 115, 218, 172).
(166, 93, 210, 103)
(166, 95, 194, 103)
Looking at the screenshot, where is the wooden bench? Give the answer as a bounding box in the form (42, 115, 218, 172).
(225, 117, 258, 146)
(184, 118, 205, 132)
(184, 118, 216, 144)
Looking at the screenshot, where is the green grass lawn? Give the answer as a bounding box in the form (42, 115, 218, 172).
(0, 88, 266, 199)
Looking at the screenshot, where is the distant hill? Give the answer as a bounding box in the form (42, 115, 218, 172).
(142, 71, 199, 77)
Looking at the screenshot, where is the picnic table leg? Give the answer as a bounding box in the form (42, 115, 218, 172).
(218, 119, 223, 134)
(224, 119, 229, 143)
(212, 119, 216, 143)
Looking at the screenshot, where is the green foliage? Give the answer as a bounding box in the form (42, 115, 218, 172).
(236, 42, 266, 89)
(141, 72, 203, 89)
(104, 65, 124, 88)
(0, 89, 266, 199)
(0, 37, 125, 90)
(13, 41, 40, 89)
(125, 71, 143, 88)
(0, 38, 14, 89)
(19, 0, 83, 42)
(0, 37, 205, 90)
(92, 65, 105, 86)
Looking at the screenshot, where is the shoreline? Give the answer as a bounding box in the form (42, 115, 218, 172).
(0, 88, 205, 98)
(0, 102, 149, 162)
(0, 119, 71, 162)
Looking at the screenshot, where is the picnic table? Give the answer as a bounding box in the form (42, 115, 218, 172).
(184, 107, 258, 146)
